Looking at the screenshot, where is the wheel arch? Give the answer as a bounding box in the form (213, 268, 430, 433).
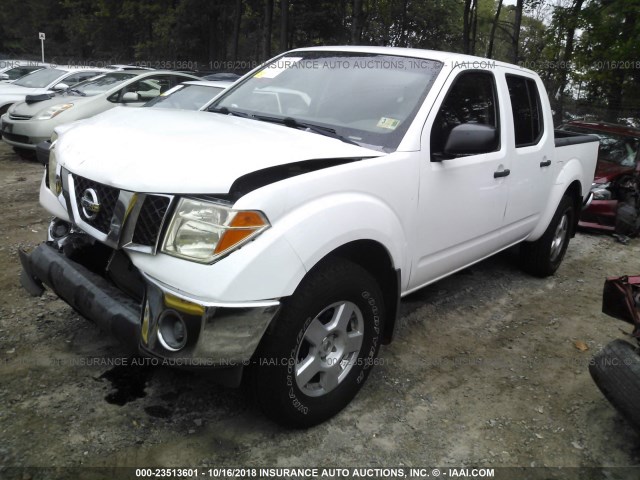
(528, 176, 583, 241)
(269, 239, 401, 346)
(328, 240, 400, 345)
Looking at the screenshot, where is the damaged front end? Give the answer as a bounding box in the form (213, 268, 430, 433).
(20, 221, 280, 386)
(580, 174, 640, 237)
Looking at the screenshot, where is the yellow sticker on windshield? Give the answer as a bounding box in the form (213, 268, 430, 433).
(377, 117, 400, 130)
(254, 57, 303, 79)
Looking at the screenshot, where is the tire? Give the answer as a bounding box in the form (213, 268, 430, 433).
(520, 195, 574, 277)
(246, 257, 385, 428)
(589, 339, 640, 432)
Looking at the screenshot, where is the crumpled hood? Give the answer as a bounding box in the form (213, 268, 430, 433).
(56, 107, 384, 193)
(593, 161, 635, 184)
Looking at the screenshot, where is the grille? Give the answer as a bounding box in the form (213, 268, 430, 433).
(73, 175, 120, 233)
(132, 195, 171, 246)
(2, 132, 30, 144)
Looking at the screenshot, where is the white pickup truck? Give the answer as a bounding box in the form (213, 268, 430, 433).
(20, 46, 599, 427)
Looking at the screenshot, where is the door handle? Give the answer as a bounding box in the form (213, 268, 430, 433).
(540, 160, 552, 167)
(494, 169, 510, 178)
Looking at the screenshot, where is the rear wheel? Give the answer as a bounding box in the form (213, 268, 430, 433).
(589, 339, 640, 432)
(520, 195, 574, 277)
(247, 257, 385, 428)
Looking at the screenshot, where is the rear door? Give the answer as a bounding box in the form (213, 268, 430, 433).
(500, 72, 555, 242)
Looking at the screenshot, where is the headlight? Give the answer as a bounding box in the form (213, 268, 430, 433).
(36, 103, 73, 120)
(161, 198, 269, 263)
(590, 182, 611, 200)
(47, 132, 60, 195)
(47, 147, 61, 195)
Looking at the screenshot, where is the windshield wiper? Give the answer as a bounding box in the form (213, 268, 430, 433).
(67, 88, 86, 97)
(252, 114, 360, 146)
(209, 106, 250, 118)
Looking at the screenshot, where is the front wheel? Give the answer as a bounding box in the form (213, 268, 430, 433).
(247, 257, 385, 428)
(520, 195, 575, 277)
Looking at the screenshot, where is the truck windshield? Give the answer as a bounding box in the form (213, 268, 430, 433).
(13, 68, 67, 88)
(209, 51, 443, 151)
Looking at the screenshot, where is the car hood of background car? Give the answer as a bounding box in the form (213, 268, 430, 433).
(56, 107, 385, 193)
(11, 93, 96, 117)
(0, 84, 54, 96)
(593, 161, 635, 184)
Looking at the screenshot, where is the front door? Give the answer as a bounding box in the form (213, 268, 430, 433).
(410, 69, 509, 290)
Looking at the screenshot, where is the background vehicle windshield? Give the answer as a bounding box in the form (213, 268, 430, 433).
(563, 126, 639, 166)
(3, 66, 44, 80)
(210, 51, 443, 151)
(69, 72, 138, 96)
(13, 68, 66, 88)
(146, 84, 225, 110)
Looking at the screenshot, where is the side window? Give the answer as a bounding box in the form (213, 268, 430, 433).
(62, 71, 100, 86)
(118, 76, 172, 102)
(506, 74, 544, 147)
(430, 71, 499, 161)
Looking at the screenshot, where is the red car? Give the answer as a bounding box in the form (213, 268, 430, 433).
(559, 121, 640, 233)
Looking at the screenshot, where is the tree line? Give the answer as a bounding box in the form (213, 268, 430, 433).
(0, 0, 639, 124)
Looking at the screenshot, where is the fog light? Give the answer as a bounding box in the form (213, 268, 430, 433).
(157, 310, 187, 351)
(49, 219, 70, 239)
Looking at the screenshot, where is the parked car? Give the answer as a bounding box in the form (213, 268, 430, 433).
(145, 80, 233, 110)
(0, 59, 45, 75)
(20, 46, 599, 427)
(559, 121, 640, 234)
(1, 70, 199, 155)
(590, 275, 640, 432)
(0, 66, 106, 116)
(0, 64, 48, 83)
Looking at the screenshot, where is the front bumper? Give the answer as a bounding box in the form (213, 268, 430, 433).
(20, 242, 280, 372)
(1, 115, 52, 149)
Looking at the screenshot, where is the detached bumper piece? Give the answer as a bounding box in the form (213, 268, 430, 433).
(19, 243, 141, 350)
(19, 240, 281, 381)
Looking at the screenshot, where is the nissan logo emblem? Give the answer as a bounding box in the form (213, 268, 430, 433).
(80, 188, 101, 220)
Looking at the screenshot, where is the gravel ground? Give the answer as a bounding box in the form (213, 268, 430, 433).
(0, 141, 639, 479)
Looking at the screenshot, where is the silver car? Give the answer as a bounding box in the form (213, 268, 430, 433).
(0, 66, 106, 115)
(1, 70, 199, 155)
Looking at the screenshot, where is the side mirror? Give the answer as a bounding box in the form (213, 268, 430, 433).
(52, 83, 69, 91)
(121, 92, 140, 103)
(443, 123, 498, 157)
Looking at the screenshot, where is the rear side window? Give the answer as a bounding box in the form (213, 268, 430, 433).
(506, 74, 543, 147)
(430, 71, 499, 160)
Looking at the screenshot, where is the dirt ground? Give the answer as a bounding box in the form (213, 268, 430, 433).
(1, 141, 639, 478)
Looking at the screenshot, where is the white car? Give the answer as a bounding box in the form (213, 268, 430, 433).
(0, 66, 106, 115)
(0, 64, 48, 83)
(1, 70, 199, 154)
(145, 80, 234, 110)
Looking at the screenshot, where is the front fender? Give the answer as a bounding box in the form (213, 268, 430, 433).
(281, 192, 406, 276)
